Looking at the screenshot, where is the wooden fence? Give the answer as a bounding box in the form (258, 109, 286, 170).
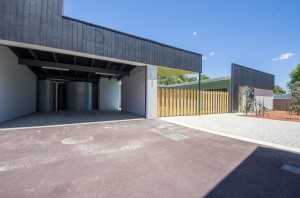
(273, 99, 292, 111)
(157, 88, 229, 117)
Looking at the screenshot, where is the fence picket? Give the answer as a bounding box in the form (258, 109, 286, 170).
(200, 91, 203, 115)
(157, 88, 229, 117)
(170, 89, 172, 116)
(157, 88, 161, 117)
(166, 89, 170, 116)
(177, 90, 180, 116)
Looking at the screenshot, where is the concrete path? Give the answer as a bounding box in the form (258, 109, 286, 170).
(0, 119, 300, 197)
(161, 113, 300, 153)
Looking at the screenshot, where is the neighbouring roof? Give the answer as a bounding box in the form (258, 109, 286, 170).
(157, 67, 197, 76)
(274, 94, 292, 99)
(158, 76, 231, 88)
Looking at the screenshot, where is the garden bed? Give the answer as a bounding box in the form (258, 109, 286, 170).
(242, 110, 300, 122)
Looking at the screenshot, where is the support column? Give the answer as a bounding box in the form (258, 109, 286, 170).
(146, 65, 157, 119)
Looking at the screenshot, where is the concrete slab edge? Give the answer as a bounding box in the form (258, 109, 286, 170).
(0, 118, 145, 131)
(160, 118, 300, 154)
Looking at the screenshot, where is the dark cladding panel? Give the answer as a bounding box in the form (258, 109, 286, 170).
(118, 34, 125, 59)
(14, 1, 23, 42)
(96, 28, 103, 56)
(86, 25, 92, 54)
(77, 22, 83, 52)
(103, 29, 109, 57)
(8, 0, 17, 41)
(22, 0, 30, 43)
(82, 24, 88, 53)
(40, 0, 48, 46)
(231, 63, 275, 112)
(33, 0, 42, 45)
(0, 1, 3, 38)
(90, 26, 96, 55)
(110, 31, 116, 59)
(62, 19, 68, 50)
(45, 0, 53, 47)
(4, 1, 11, 40)
(27, 0, 35, 43)
(72, 20, 78, 51)
(67, 19, 73, 51)
(51, 0, 60, 48)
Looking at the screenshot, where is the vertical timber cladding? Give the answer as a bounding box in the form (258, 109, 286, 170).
(0, 0, 202, 73)
(230, 64, 275, 113)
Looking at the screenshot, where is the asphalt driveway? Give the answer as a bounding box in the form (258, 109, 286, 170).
(0, 119, 300, 197)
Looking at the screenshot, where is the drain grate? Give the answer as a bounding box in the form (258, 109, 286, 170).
(62, 136, 93, 145)
(164, 133, 190, 141)
(280, 163, 300, 175)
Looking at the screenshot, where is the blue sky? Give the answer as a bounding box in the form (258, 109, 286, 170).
(64, 0, 300, 88)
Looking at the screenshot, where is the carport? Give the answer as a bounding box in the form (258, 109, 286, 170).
(0, 44, 148, 128)
(0, 0, 202, 127)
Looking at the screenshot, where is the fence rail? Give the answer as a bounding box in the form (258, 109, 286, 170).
(157, 88, 229, 117)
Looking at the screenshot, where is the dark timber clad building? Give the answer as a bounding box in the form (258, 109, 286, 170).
(231, 64, 274, 112)
(0, 0, 202, 123)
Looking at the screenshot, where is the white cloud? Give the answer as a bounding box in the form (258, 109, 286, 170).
(209, 52, 215, 56)
(272, 52, 296, 61)
(192, 32, 197, 36)
(202, 56, 207, 60)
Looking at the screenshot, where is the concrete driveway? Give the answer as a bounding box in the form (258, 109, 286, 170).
(0, 119, 300, 197)
(0, 111, 143, 129)
(161, 113, 300, 153)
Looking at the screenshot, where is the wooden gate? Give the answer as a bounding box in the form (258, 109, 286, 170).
(157, 88, 229, 117)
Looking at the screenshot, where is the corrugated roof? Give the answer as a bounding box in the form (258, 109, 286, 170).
(158, 76, 231, 88)
(273, 94, 292, 99)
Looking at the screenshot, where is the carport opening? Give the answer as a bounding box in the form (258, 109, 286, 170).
(0, 45, 146, 128)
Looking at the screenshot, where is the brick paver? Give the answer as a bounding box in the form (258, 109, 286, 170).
(161, 114, 300, 151)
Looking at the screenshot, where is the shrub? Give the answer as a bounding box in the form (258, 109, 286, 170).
(240, 86, 269, 116)
(288, 81, 300, 116)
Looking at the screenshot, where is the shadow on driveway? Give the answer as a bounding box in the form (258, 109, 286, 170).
(206, 146, 300, 198)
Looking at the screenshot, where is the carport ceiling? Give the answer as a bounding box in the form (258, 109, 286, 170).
(9, 46, 137, 83)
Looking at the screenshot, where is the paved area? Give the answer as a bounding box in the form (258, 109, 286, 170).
(0, 119, 300, 197)
(161, 113, 300, 153)
(0, 111, 143, 129)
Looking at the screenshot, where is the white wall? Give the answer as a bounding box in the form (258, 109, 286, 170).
(146, 65, 157, 119)
(120, 66, 158, 118)
(0, 45, 37, 123)
(254, 88, 273, 109)
(99, 78, 121, 111)
(121, 67, 146, 116)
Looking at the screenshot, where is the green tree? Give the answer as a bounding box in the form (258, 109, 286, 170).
(188, 77, 198, 82)
(290, 64, 300, 84)
(201, 74, 210, 80)
(158, 74, 208, 85)
(274, 85, 286, 95)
